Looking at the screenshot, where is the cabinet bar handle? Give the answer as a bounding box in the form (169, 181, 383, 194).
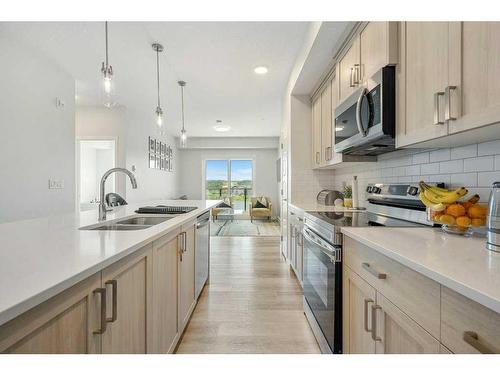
(353, 64, 361, 85)
(349, 67, 355, 87)
(315, 152, 320, 164)
(93, 288, 107, 334)
(105, 279, 118, 323)
(364, 298, 374, 333)
(362, 262, 387, 279)
(433, 91, 445, 125)
(463, 331, 498, 354)
(371, 305, 382, 342)
(183, 232, 187, 253)
(444, 85, 457, 121)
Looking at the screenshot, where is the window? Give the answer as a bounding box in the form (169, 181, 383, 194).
(205, 159, 253, 213)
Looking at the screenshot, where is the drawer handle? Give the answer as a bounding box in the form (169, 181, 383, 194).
(364, 298, 374, 333)
(463, 331, 498, 354)
(362, 262, 387, 279)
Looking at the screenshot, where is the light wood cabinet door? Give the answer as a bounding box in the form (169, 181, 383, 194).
(179, 224, 196, 332)
(338, 37, 360, 104)
(448, 22, 500, 134)
(101, 245, 152, 354)
(0, 273, 101, 354)
(374, 292, 440, 354)
(320, 80, 332, 165)
(397, 22, 451, 147)
(343, 266, 377, 354)
(311, 96, 322, 168)
(152, 230, 180, 353)
(360, 22, 398, 83)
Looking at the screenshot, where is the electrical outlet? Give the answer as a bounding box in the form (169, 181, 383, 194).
(48, 179, 65, 189)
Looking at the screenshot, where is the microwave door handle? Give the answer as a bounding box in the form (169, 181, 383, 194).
(355, 88, 368, 137)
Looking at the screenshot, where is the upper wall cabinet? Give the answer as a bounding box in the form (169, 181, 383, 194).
(397, 22, 500, 148)
(449, 22, 500, 135)
(337, 22, 398, 106)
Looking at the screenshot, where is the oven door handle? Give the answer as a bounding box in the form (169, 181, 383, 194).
(303, 227, 339, 261)
(355, 87, 368, 137)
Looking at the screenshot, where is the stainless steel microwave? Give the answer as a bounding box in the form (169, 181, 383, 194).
(334, 66, 396, 156)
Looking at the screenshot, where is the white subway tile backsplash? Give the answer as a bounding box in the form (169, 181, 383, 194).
(478, 140, 500, 156)
(412, 152, 429, 165)
(495, 155, 500, 170)
(421, 162, 440, 175)
(439, 159, 463, 174)
(295, 141, 500, 205)
(450, 173, 477, 187)
(430, 148, 450, 162)
(405, 164, 421, 176)
(478, 171, 500, 187)
(450, 144, 477, 159)
(463, 156, 494, 172)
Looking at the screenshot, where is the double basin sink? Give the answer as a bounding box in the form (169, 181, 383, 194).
(81, 216, 174, 231)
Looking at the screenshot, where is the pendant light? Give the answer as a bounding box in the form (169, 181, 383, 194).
(101, 21, 114, 108)
(178, 80, 187, 148)
(152, 43, 164, 133)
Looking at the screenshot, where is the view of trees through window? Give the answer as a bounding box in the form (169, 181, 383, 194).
(205, 159, 253, 212)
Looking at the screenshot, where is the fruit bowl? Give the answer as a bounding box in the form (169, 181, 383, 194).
(419, 182, 488, 236)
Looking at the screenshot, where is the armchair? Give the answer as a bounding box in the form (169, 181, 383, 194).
(249, 196, 272, 222)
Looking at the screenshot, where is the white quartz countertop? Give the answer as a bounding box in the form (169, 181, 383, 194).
(341, 227, 500, 314)
(289, 202, 365, 213)
(0, 200, 220, 326)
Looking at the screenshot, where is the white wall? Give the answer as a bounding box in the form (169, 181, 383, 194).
(178, 148, 280, 216)
(0, 35, 75, 223)
(124, 107, 180, 203)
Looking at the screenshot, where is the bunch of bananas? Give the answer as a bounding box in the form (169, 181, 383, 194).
(418, 182, 468, 212)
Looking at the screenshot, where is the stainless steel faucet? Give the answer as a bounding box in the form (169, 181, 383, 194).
(99, 168, 138, 221)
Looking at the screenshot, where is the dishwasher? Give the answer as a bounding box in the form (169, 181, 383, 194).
(195, 211, 210, 299)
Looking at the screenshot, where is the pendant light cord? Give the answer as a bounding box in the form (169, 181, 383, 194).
(181, 85, 185, 131)
(104, 21, 109, 68)
(156, 49, 161, 108)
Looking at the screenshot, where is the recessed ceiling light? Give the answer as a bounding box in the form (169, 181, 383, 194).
(213, 120, 231, 132)
(254, 66, 268, 74)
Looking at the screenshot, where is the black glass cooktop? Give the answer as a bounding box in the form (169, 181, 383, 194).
(306, 211, 426, 228)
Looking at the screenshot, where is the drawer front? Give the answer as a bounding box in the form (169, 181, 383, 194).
(344, 236, 440, 338)
(441, 287, 500, 354)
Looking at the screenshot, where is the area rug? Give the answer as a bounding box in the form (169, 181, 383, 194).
(210, 219, 280, 237)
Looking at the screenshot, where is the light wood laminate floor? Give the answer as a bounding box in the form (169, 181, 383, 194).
(175, 236, 320, 354)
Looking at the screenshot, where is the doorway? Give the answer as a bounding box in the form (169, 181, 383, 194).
(76, 139, 117, 211)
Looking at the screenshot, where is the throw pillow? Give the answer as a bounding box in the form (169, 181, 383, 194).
(254, 200, 267, 209)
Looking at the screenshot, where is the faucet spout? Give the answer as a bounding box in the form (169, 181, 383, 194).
(98, 168, 138, 221)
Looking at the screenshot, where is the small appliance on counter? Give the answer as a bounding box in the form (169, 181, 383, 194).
(487, 181, 500, 252)
(316, 189, 343, 206)
(302, 183, 434, 354)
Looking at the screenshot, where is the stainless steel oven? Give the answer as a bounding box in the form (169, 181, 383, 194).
(302, 223, 342, 354)
(334, 66, 396, 156)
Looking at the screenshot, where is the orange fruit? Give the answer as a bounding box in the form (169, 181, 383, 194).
(439, 214, 456, 225)
(468, 204, 488, 219)
(456, 216, 471, 228)
(445, 203, 466, 218)
(461, 201, 473, 210)
(471, 218, 486, 227)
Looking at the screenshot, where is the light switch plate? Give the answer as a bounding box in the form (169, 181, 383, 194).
(48, 179, 64, 189)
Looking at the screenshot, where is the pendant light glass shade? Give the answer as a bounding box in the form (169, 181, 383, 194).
(101, 22, 115, 108)
(178, 81, 187, 148)
(152, 43, 165, 134)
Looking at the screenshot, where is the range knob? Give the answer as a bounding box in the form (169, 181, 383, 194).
(407, 186, 419, 196)
(373, 187, 382, 194)
(366, 186, 373, 193)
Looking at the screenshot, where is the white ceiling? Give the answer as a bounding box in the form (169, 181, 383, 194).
(0, 22, 310, 137)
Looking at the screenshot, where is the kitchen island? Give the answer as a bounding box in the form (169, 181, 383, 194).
(0, 200, 220, 353)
